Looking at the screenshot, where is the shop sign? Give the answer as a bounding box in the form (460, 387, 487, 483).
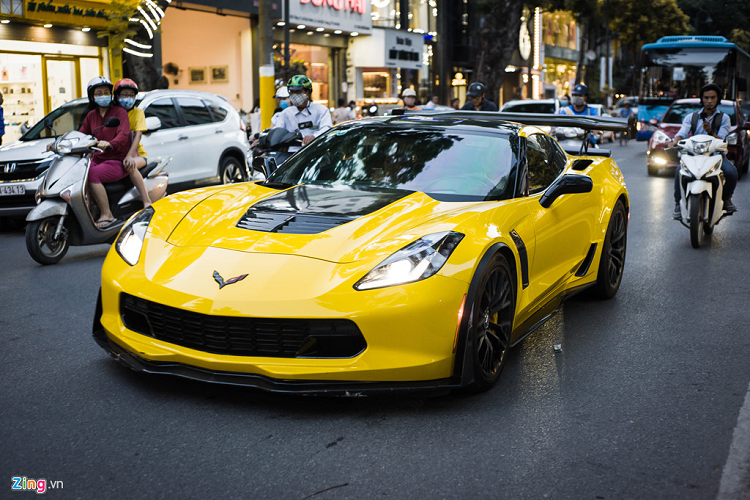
(25, 0, 112, 28)
(290, 0, 372, 35)
(452, 72, 467, 86)
(384, 29, 423, 70)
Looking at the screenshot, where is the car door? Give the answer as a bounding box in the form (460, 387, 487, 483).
(174, 96, 220, 182)
(139, 96, 194, 188)
(521, 134, 598, 304)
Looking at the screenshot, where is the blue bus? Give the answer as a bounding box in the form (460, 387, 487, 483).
(641, 36, 750, 100)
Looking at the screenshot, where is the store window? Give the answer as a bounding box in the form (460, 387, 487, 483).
(287, 44, 329, 106)
(1, 0, 23, 15)
(372, 1, 397, 28)
(362, 70, 392, 99)
(543, 11, 577, 50)
(1, 53, 43, 144)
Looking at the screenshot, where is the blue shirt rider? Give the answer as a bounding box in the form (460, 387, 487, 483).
(558, 83, 599, 145)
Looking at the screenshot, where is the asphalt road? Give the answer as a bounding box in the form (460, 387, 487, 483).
(1, 141, 749, 500)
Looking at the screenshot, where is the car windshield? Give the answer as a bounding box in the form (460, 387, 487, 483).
(639, 105, 670, 122)
(662, 104, 736, 125)
(268, 121, 519, 202)
(503, 102, 556, 113)
(21, 102, 90, 140)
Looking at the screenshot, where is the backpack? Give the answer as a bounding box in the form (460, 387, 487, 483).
(689, 110, 723, 137)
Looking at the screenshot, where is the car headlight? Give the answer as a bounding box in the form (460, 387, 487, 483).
(652, 130, 670, 144)
(354, 231, 464, 291)
(115, 207, 155, 266)
(726, 132, 737, 145)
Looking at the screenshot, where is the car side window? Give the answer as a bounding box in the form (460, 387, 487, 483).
(143, 98, 181, 129)
(206, 102, 228, 122)
(526, 134, 562, 194)
(549, 137, 568, 172)
(176, 97, 213, 126)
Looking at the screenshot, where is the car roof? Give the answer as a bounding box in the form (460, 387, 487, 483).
(138, 89, 230, 103)
(362, 114, 522, 134)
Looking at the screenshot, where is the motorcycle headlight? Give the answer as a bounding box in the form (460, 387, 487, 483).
(693, 140, 711, 154)
(652, 130, 671, 144)
(726, 132, 737, 145)
(354, 231, 464, 291)
(115, 207, 155, 266)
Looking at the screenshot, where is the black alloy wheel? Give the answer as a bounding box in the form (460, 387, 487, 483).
(593, 200, 627, 298)
(220, 156, 246, 184)
(467, 253, 516, 392)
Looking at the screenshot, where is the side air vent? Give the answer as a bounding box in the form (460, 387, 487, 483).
(236, 209, 356, 234)
(575, 243, 598, 277)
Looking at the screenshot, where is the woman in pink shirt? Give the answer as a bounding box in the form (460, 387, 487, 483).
(79, 76, 131, 228)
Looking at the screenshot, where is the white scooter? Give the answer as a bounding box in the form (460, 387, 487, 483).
(25, 117, 169, 265)
(673, 134, 732, 249)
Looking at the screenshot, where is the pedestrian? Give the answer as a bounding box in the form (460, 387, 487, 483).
(451, 97, 460, 110)
(156, 75, 169, 89)
(423, 95, 439, 109)
(348, 100, 358, 119)
(401, 88, 421, 111)
(0, 91, 4, 145)
(271, 86, 289, 128)
(332, 98, 351, 125)
(461, 82, 498, 111)
(618, 101, 634, 146)
(559, 93, 570, 107)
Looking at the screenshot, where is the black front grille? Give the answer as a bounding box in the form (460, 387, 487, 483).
(120, 293, 366, 358)
(236, 209, 355, 234)
(0, 160, 49, 182)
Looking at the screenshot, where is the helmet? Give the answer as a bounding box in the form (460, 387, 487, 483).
(699, 83, 722, 99)
(466, 82, 485, 97)
(274, 86, 289, 99)
(287, 75, 313, 92)
(113, 78, 139, 96)
(572, 83, 589, 96)
(402, 88, 417, 97)
(86, 76, 113, 103)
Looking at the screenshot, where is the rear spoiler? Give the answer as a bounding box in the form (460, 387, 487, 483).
(392, 109, 637, 134)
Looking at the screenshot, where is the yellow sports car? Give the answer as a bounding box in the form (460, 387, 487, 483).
(93, 111, 631, 394)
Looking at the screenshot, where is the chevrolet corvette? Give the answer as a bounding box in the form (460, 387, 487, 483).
(93, 111, 632, 395)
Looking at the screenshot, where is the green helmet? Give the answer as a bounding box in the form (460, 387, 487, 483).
(287, 75, 313, 92)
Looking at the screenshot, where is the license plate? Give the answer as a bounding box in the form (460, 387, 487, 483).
(0, 185, 26, 196)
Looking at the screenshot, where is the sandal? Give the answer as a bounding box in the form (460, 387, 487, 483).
(96, 218, 115, 229)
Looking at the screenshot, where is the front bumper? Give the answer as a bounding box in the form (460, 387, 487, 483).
(0, 177, 43, 216)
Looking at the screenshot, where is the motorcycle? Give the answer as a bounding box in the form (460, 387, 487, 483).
(25, 117, 169, 265)
(250, 127, 302, 179)
(672, 134, 732, 248)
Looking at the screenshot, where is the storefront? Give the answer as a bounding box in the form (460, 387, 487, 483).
(1, 0, 113, 143)
(542, 10, 579, 98)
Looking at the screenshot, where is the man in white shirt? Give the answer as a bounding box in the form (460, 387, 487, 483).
(669, 83, 737, 217)
(278, 75, 332, 146)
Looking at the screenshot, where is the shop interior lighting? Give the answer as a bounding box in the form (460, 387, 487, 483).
(130, 17, 153, 38)
(137, 6, 158, 30)
(82, 27, 90, 32)
(297, 25, 306, 29)
(43, 24, 53, 28)
(307, 31, 313, 35)
(334, 30, 342, 34)
(351, 32, 359, 36)
(316, 27, 324, 32)
(145, 0, 165, 19)
(1, 20, 10, 24)
(125, 38, 153, 50)
(277, 21, 285, 26)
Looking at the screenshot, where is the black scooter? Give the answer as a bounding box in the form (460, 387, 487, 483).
(251, 128, 302, 179)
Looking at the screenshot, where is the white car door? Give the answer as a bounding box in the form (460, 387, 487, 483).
(174, 96, 220, 182)
(140, 97, 195, 188)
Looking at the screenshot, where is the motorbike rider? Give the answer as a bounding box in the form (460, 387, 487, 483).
(669, 83, 738, 217)
(558, 84, 599, 117)
(63, 76, 131, 228)
(113, 78, 151, 209)
(400, 88, 421, 111)
(277, 75, 332, 146)
(461, 82, 498, 111)
(271, 86, 290, 128)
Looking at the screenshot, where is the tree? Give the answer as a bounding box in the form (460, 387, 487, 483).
(678, 0, 750, 52)
(474, 0, 526, 103)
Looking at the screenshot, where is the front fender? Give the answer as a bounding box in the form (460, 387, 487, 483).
(26, 199, 67, 221)
(688, 180, 713, 198)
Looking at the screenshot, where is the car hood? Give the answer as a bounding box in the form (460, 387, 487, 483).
(658, 124, 681, 137)
(165, 183, 482, 264)
(0, 138, 55, 162)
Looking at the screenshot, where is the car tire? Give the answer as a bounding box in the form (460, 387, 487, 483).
(592, 200, 627, 298)
(25, 217, 69, 265)
(220, 155, 246, 185)
(465, 253, 516, 393)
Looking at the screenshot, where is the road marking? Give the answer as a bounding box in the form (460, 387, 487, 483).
(718, 378, 750, 499)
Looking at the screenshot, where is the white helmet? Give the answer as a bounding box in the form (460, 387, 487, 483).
(274, 86, 289, 99)
(402, 88, 417, 98)
(87, 76, 113, 104)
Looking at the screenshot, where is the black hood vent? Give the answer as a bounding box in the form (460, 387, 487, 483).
(236, 184, 412, 234)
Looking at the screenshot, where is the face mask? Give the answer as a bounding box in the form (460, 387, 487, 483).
(404, 97, 416, 107)
(289, 93, 308, 108)
(560, 100, 568, 106)
(280, 99, 289, 110)
(94, 95, 112, 107)
(119, 96, 135, 110)
(571, 96, 585, 107)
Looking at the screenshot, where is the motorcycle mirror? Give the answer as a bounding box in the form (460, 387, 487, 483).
(104, 117, 120, 128)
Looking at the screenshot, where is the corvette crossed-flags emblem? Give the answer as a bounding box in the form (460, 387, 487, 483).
(213, 270, 248, 289)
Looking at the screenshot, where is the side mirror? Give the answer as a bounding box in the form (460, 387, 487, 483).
(145, 116, 162, 132)
(104, 117, 120, 128)
(539, 174, 593, 208)
(44, 119, 53, 130)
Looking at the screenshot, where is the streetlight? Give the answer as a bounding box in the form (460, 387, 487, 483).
(694, 9, 713, 35)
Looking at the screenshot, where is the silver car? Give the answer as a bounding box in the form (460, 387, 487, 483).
(0, 89, 251, 218)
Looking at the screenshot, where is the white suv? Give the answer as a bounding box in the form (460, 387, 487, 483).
(0, 89, 251, 217)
